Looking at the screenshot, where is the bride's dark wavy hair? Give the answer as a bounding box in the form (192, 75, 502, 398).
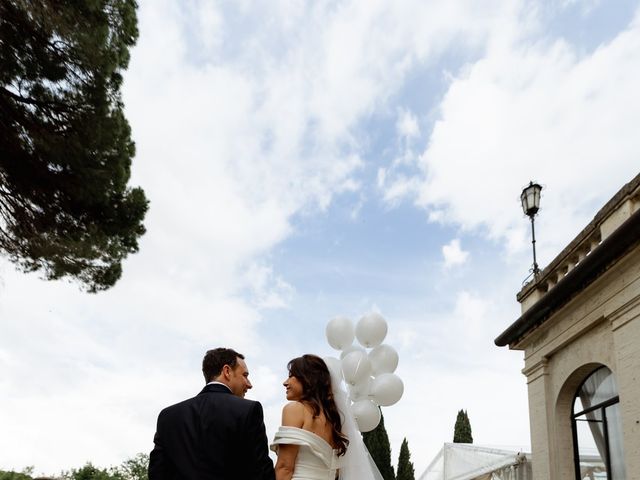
(287, 354, 349, 456)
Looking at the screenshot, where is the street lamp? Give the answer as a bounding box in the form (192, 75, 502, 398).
(521, 181, 542, 277)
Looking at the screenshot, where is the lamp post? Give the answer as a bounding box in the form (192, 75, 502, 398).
(521, 181, 542, 277)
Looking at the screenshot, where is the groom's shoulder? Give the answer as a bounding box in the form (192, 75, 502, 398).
(158, 393, 200, 415)
(219, 395, 266, 420)
(160, 389, 263, 411)
(225, 394, 263, 410)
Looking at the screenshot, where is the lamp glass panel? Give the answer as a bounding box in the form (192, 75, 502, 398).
(533, 188, 540, 208)
(520, 191, 528, 214)
(527, 190, 536, 209)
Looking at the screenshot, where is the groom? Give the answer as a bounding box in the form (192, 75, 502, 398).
(149, 348, 275, 480)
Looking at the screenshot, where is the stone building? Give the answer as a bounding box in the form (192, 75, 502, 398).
(496, 173, 640, 480)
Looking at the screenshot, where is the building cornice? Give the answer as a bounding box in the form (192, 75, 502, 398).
(496, 173, 640, 347)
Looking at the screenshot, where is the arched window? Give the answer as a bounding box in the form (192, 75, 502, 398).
(572, 366, 625, 479)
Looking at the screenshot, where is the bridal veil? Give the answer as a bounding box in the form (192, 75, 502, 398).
(330, 371, 384, 480)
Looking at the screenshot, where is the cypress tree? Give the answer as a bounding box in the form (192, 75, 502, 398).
(363, 410, 396, 480)
(453, 409, 473, 443)
(396, 438, 415, 480)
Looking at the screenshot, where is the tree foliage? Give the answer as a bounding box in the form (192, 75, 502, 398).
(396, 438, 415, 480)
(62, 464, 124, 480)
(453, 409, 473, 443)
(0, 454, 149, 480)
(363, 410, 396, 480)
(0, 469, 33, 480)
(0, 0, 148, 292)
(116, 453, 148, 480)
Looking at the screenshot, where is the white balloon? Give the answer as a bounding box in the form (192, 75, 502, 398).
(341, 350, 372, 386)
(355, 312, 388, 348)
(368, 344, 399, 374)
(348, 376, 373, 401)
(340, 344, 366, 360)
(352, 399, 381, 432)
(323, 356, 343, 386)
(371, 373, 404, 406)
(326, 317, 355, 350)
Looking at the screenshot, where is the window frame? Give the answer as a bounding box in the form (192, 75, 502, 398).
(571, 366, 621, 480)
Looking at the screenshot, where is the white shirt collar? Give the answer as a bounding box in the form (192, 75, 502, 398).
(206, 380, 232, 392)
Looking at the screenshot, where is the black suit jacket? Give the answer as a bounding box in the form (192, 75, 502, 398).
(149, 384, 275, 480)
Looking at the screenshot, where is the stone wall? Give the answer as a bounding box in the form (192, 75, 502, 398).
(518, 247, 640, 479)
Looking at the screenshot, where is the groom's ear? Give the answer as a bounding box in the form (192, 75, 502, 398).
(221, 364, 232, 379)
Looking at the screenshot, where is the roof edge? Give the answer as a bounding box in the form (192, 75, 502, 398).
(516, 172, 640, 302)
(495, 206, 640, 347)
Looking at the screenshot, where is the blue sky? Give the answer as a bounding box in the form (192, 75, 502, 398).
(2, 0, 640, 475)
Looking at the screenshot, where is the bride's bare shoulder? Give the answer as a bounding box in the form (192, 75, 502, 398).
(281, 401, 305, 427)
(282, 401, 305, 413)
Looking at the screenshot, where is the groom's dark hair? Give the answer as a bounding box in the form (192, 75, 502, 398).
(202, 348, 245, 382)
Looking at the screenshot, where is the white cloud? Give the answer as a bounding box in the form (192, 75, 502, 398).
(406, 6, 640, 264)
(559, 0, 602, 15)
(377, 288, 529, 473)
(3, 0, 637, 475)
(397, 108, 420, 140)
(380, 174, 421, 206)
(244, 263, 295, 309)
(442, 239, 470, 269)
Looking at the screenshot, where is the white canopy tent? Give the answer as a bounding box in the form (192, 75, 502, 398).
(418, 443, 532, 480)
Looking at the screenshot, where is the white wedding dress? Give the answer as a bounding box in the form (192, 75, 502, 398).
(271, 426, 342, 479)
(272, 368, 384, 480)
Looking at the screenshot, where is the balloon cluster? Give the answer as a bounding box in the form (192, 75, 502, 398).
(324, 313, 403, 432)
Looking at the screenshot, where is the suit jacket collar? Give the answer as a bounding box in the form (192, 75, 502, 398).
(200, 383, 233, 395)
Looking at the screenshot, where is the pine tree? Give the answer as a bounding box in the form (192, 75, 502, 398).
(453, 409, 473, 443)
(396, 438, 415, 480)
(0, 0, 148, 292)
(363, 410, 396, 480)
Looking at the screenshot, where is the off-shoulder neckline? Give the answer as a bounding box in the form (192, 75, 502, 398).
(278, 426, 337, 451)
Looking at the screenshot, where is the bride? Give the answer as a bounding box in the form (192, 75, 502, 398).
(271, 354, 383, 480)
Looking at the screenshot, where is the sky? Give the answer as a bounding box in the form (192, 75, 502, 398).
(2, 0, 640, 476)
